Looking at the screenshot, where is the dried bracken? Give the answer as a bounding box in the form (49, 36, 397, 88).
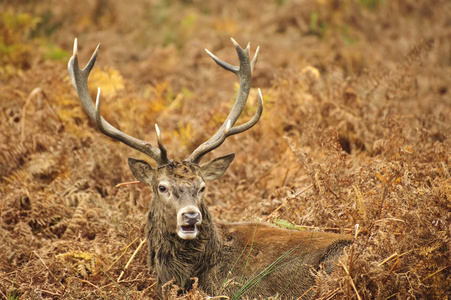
(1, 0, 450, 299)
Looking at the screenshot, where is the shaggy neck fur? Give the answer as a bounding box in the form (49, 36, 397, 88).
(146, 197, 222, 292)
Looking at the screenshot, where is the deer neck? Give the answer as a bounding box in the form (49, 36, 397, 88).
(147, 200, 222, 289)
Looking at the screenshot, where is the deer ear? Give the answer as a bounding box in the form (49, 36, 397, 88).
(128, 158, 155, 183)
(200, 153, 235, 182)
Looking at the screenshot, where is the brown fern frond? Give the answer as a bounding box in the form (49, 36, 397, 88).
(56, 250, 98, 278)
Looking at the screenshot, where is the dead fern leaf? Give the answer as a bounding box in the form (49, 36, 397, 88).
(56, 250, 97, 278)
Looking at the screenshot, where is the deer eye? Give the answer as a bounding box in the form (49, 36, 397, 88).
(158, 185, 168, 193)
(199, 186, 206, 194)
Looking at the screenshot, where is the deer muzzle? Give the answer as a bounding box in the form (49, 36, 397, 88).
(177, 206, 202, 240)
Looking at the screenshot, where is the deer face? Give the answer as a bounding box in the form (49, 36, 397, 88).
(128, 154, 235, 240)
(154, 162, 205, 240)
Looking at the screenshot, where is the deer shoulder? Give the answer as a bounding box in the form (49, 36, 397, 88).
(209, 222, 352, 297)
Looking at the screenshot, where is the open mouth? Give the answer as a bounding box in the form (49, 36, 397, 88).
(178, 225, 198, 239)
(177, 207, 202, 239)
(180, 225, 196, 233)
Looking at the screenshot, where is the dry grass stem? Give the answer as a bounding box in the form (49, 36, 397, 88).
(295, 286, 315, 300)
(117, 238, 147, 282)
(115, 181, 142, 188)
(107, 236, 140, 271)
(341, 261, 362, 300)
(33, 251, 64, 289)
(422, 264, 451, 282)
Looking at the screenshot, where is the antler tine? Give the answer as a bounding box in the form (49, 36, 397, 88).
(155, 124, 169, 164)
(227, 88, 263, 136)
(187, 38, 263, 165)
(250, 46, 260, 73)
(204, 49, 239, 74)
(68, 38, 170, 165)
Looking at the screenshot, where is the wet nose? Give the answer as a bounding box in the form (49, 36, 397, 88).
(182, 212, 200, 225)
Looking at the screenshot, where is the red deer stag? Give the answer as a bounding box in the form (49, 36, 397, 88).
(68, 38, 352, 299)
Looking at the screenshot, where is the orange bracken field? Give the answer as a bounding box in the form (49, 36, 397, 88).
(1, 1, 450, 299)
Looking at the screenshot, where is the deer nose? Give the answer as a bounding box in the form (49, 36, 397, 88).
(182, 212, 201, 225)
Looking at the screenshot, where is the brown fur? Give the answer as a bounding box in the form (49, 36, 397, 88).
(129, 158, 352, 299)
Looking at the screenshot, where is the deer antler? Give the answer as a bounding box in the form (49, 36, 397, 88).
(187, 38, 263, 164)
(68, 38, 170, 165)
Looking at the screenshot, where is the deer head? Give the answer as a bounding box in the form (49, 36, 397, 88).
(68, 38, 262, 240)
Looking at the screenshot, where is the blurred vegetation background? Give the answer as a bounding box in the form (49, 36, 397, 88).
(1, 0, 450, 299)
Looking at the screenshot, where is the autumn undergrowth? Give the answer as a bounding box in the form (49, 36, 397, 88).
(1, 0, 450, 299)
